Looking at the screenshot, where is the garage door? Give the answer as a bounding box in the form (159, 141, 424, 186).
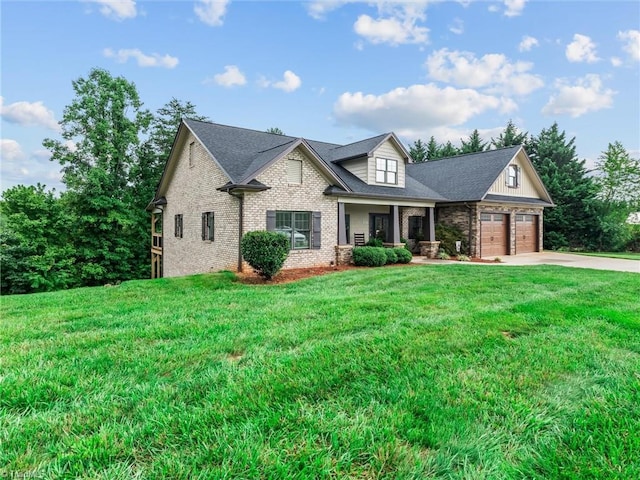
(516, 214, 538, 253)
(480, 213, 508, 257)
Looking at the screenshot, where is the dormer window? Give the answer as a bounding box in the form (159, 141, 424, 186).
(506, 165, 520, 188)
(376, 158, 397, 185)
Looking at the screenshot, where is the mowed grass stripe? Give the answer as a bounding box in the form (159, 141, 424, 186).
(1, 265, 638, 479)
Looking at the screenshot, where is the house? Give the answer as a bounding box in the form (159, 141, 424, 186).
(147, 119, 553, 278)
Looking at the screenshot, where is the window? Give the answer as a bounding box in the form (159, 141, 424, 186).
(174, 214, 183, 238)
(506, 165, 519, 188)
(287, 159, 302, 184)
(275, 211, 310, 249)
(375, 158, 397, 184)
(267, 210, 321, 250)
(408, 216, 424, 240)
(201, 211, 214, 241)
(189, 142, 195, 167)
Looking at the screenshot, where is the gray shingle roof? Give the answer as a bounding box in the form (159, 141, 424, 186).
(407, 146, 522, 201)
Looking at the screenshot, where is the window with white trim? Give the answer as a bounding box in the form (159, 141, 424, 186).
(506, 165, 520, 188)
(287, 159, 302, 184)
(375, 158, 397, 184)
(276, 211, 310, 249)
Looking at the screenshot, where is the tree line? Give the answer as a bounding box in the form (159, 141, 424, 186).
(408, 121, 640, 256)
(1, 69, 639, 294)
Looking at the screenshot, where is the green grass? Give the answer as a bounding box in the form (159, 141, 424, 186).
(570, 251, 640, 261)
(1, 265, 639, 479)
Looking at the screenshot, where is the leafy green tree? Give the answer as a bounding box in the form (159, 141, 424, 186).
(409, 139, 428, 163)
(527, 123, 601, 250)
(491, 120, 528, 148)
(43, 68, 152, 285)
(592, 141, 640, 250)
(266, 127, 285, 135)
(460, 129, 488, 154)
(0, 184, 77, 294)
(426, 136, 441, 161)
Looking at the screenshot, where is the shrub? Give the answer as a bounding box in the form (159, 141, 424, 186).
(394, 247, 412, 264)
(400, 237, 411, 251)
(352, 246, 387, 267)
(436, 223, 468, 255)
(384, 248, 398, 264)
(241, 231, 290, 280)
(457, 254, 471, 262)
(437, 250, 451, 260)
(366, 237, 383, 247)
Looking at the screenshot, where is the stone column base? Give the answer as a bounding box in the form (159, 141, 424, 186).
(335, 245, 354, 266)
(418, 241, 441, 258)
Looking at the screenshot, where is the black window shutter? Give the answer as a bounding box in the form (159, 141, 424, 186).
(210, 213, 214, 242)
(266, 210, 276, 231)
(175, 215, 179, 238)
(312, 211, 321, 249)
(201, 213, 206, 240)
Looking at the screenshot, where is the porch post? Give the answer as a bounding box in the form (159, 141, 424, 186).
(389, 205, 400, 244)
(337, 202, 347, 245)
(426, 207, 436, 241)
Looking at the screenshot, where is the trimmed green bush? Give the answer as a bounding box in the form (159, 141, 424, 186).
(365, 237, 383, 247)
(241, 231, 290, 280)
(394, 247, 412, 264)
(384, 248, 398, 264)
(352, 246, 387, 267)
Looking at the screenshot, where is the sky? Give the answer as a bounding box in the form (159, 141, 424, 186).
(1, 0, 639, 193)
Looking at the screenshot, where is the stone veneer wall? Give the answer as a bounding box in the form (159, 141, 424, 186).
(400, 206, 427, 252)
(163, 132, 240, 277)
(243, 147, 338, 269)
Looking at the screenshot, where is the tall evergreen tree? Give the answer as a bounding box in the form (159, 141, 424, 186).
(527, 123, 601, 250)
(460, 129, 488, 154)
(409, 139, 428, 163)
(491, 120, 528, 148)
(43, 68, 152, 285)
(440, 141, 459, 158)
(266, 127, 285, 135)
(425, 136, 441, 161)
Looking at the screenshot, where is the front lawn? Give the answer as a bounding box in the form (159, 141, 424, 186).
(1, 265, 639, 479)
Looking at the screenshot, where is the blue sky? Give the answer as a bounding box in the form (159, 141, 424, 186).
(1, 0, 639, 193)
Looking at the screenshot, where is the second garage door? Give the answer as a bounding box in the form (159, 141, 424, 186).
(480, 213, 508, 257)
(516, 214, 538, 253)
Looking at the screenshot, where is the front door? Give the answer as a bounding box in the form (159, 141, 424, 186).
(370, 214, 390, 242)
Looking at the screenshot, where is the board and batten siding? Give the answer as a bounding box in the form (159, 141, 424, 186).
(243, 147, 338, 270)
(162, 132, 240, 277)
(488, 153, 543, 198)
(369, 140, 406, 188)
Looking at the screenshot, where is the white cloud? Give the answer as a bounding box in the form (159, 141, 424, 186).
(354, 14, 428, 45)
(209, 65, 247, 87)
(449, 18, 464, 35)
(519, 35, 539, 52)
(566, 34, 600, 63)
(504, 0, 526, 17)
(86, 0, 137, 20)
(0, 97, 61, 131)
(333, 83, 516, 136)
(306, 1, 350, 20)
(273, 70, 302, 92)
(542, 74, 615, 118)
(618, 29, 640, 62)
(1, 139, 26, 161)
(103, 48, 179, 68)
(426, 48, 544, 96)
(194, 0, 229, 26)
(611, 57, 623, 67)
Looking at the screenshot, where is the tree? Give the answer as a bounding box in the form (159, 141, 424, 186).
(460, 129, 488, 154)
(527, 123, 601, 250)
(43, 68, 152, 285)
(440, 141, 459, 158)
(491, 120, 528, 148)
(425, 136, 441, 161)
(593, 141, 640, 250)
(409, 139, 428, 163)
(266, 127, 285, 135)
(0, 184, 77, 294)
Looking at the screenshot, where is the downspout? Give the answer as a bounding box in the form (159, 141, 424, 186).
(236, 193, 244, 272)
(464, 202, 473, 256)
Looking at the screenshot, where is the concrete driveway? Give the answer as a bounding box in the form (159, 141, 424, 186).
(414, 252, 640, 273)
(496, 252, 639, 273)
